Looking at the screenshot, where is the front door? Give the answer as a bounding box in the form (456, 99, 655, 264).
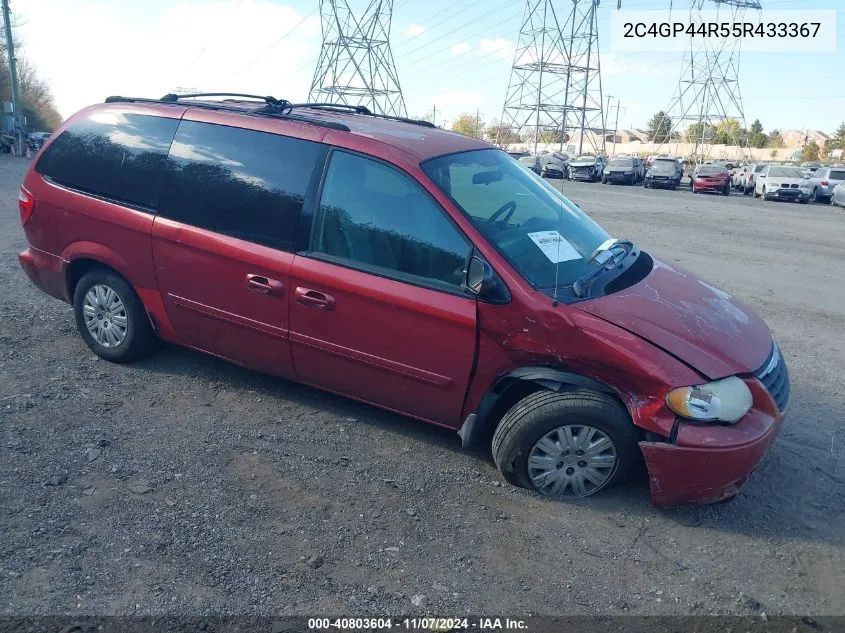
(289, 150, 477, 425)
(151, 118, 323, 377)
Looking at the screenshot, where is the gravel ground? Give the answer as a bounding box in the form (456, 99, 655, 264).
(1, 155, 843, 617)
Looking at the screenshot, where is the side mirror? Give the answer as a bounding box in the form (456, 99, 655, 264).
(465, 256, 510, 303)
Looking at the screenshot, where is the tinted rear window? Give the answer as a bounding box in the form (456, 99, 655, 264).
(652, 160, 677, 171)
(829, 170, 845, 180)
(158, 120, 320, 252)
(35, 111, 178, 209)
(697, 166, 727, 174)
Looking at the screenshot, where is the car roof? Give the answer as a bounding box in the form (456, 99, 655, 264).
(90, 98, 492, 163)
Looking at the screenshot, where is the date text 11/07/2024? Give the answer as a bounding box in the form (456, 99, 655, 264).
(307, 617, 528, 630)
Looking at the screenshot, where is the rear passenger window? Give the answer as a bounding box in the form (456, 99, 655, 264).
(313, 151, 471, 290)
(34, 111, 178, 209)
(158, 121, 320, 251)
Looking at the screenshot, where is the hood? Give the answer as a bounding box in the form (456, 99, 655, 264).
(768, 177, 805, 186)
(571, 160, 598, 167)
(575, 257, 773, 379)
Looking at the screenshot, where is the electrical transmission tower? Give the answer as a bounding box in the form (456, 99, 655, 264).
(498, 0, 605, 155)
(309, 0, 406, 117)
(655, 0, 762, 162)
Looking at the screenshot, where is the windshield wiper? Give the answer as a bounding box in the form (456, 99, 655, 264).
(572, 239, 637, 298)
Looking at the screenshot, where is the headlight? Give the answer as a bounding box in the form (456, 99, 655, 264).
(666, 376, 752, 423)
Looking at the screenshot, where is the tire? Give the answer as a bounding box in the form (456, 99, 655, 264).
(492, 390, 640, 499)
(760, 186, 767, 201)
(722, 183, 730, 196)
(73, 269, 156, 363)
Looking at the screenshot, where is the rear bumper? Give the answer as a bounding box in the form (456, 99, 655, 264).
(18, 247, 69, 302)
(646, 178, 677, 188)
(607, 173, 633, 183)
(640, 381, 785, 506)
(693, 181, 727, 191)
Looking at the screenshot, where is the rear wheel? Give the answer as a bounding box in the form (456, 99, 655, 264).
(722, 182, 730, 196)
(492, 390, 640, 498)
(73, 269, 156, 363)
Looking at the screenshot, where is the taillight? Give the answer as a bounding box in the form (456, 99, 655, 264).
(18, 186, 34, 225)
(822, 180, 829, 187)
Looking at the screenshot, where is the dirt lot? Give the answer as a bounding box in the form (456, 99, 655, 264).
(1, 155, 844, 617)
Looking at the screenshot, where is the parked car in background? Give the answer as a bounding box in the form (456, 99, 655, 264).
(691, 165, 731, 196)
(539, 155, 566, 179)
(831, 183, 845, 208)
(743, 163, 768, 195)
(568, 155, 605, 182)
(518, 154, 543, 175)
(732, 165, 749, 189)
(644, 157, 683, 189)
(646, 153, 671, 168)
(16, 93, 791, 506)
(755, 165, 810, 203)
(507, 150, 530, 160)
(807, 167, 845, 203)
(603, 156, 642, 185)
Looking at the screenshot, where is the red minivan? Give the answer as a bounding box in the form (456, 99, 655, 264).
(17, 94, 789, 506)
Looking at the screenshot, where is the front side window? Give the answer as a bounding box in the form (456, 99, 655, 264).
(313, 151, 471, 291)
(35, 111, 179, 208)
(423, 149, 611, 296)
(158, 121, 320, 251)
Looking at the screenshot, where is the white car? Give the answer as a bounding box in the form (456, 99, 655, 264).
(831, 182, 845, 208)
(731, 165, 748, 189)
(743, 162, 768, 195)
(755, 165, 810, 203)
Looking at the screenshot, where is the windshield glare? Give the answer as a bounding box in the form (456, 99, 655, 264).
(768, 167, 804, 178)
(422, 149, 611, 295)
(651, 160, 676, 172)
(608, 158, 633, 167)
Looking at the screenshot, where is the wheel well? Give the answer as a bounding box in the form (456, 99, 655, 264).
(66, 258, 114, 299)
(468, 374, 633, 451)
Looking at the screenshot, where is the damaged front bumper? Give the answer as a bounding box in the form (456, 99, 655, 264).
(639, 379, 785, 506)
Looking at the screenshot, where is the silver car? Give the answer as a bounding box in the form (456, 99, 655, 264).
(807, 167, 845, 203)
(831, 182, 845, 208)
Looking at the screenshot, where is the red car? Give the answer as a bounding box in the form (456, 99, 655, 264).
(17, 93, 788, 506)
(691, 165, 731, 195)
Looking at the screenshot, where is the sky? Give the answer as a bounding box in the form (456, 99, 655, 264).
(12, 0, 845, 135)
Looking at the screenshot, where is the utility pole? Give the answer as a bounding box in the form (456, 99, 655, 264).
(432, 105, 436, 127)
(612, 100, 625, 156)
(2, 0, 23, 156)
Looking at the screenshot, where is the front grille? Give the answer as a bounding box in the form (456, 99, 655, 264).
(754, 343, 790, 411)
(790, 184, 799, 189)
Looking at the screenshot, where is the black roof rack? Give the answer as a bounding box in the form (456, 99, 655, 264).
(159, 92, 287, 106)
(103, 94, 350, 132)
(103, 93, 437, 131)
(283, 102, 436, 128)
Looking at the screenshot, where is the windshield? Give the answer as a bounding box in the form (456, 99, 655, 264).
(768, 166, 804, 178)
(573, 155, 595, 162)
(422, 149, 611, 296)
(651, 160, 677, 172)
(608, 158, 634, 168)
(518, 156, 536, 165)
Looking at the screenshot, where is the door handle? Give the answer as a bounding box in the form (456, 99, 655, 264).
(246, 274, 284, 296)
(295, 287, 335, 310)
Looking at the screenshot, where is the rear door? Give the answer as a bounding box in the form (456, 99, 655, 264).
(151, 117, 325, 377)
(288, 150, 477, 425)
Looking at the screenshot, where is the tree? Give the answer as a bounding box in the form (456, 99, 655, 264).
(451, 113, 484, 139)
(537, 129, 567, 144)
(830, 122, 845, 150)
(748, 119, 766, 148)
(686, 121, 716, 143)
(714, 118, 746, 146)
(485, 121, 520, 146)
(801, 141, 820, 162)
(646, 110, 672, 143)
(767, 130, 784, 148)
(1, 32, 63, 132)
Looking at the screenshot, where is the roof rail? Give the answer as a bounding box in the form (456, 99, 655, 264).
(159, 92, 287, 107)
(103, 95, 350, 132)
(284, 102, 436, 129)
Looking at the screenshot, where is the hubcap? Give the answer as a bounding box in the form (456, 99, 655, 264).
(528, 425, 617, 498)
(82, 284, 128, 348)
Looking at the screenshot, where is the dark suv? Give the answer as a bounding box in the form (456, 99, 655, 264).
(644, 158, 683, 190)
(17, 93, 788, 506)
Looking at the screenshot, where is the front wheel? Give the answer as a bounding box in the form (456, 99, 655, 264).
(760, 186, 767, 200)
(492, 390, 640, 498)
